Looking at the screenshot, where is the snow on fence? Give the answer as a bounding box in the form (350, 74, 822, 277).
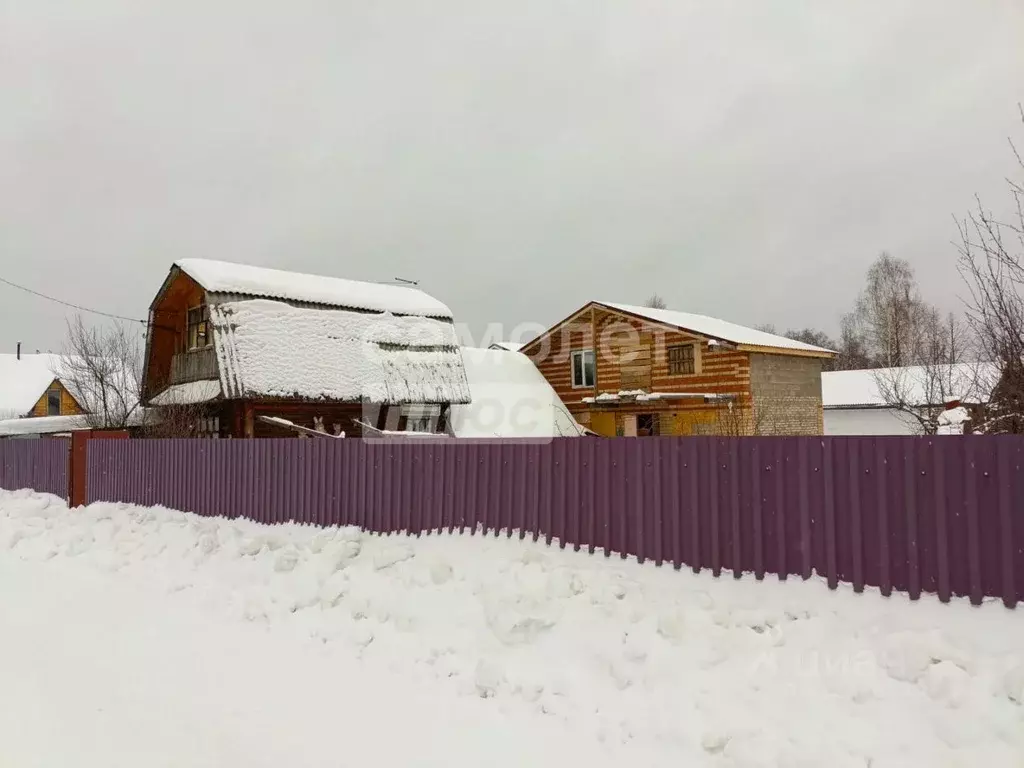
(0, 439, 69, 500)
(83, 436, 1024, 608)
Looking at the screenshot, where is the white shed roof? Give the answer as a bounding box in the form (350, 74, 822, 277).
(176, 259, 453, 319)
(450, 347, 584, 438)
(822, 363, 999, 408)
(600, 302, 834, 354)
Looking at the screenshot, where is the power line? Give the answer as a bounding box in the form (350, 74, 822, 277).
(0, 275, 146, 325)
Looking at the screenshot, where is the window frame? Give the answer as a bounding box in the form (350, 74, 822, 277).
(570, 349, 596, 388)
(667, 343, 697, 375)
(46, 384, 61, 416)
(400, 403, 441, 433)
(187, 305, 212, 351)
(637, 413, 660, 437)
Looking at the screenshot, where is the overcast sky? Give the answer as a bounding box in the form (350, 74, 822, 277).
(2, 0, 1022, 353)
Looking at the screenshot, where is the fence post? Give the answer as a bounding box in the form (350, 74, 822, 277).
(69, 431, 90, 508)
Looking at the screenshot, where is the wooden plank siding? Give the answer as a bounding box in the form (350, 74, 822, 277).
(523, 304, 756, 436)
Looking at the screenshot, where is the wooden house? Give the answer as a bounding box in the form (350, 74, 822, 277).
(0, 351, 85, 421)
(520, 301, 835, 436)
(142, 259, 471, 438)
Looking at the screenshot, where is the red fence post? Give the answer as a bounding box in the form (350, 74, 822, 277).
(69, 431, 89, 508)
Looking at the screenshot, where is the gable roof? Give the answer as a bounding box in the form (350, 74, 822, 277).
(0, 354, 74, 419)
(449, 347, 584, 437)
(600, 302, 834, 354)
(209, 299, 471, 404)
(822, 363, 999, 408)
(175, 259, 453, 319)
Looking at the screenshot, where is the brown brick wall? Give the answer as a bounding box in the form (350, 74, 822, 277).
(749, 353, 824, 435)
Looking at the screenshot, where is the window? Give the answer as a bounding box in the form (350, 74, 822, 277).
(401, 404, 441, 432)
(47, 385, 61, 416)
(667, 344, 696, 375)
(187, 305, 211, 350)
(571, 349, 595, 388)
(637, 413, 660, 437)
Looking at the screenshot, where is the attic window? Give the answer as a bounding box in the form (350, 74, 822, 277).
(187, 306, 211, 350)
(668, 344, 696, 375)
(47, 385, 61, 416)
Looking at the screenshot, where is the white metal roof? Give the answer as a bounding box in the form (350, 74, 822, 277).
(600, 302, 834, 354)
(821, 363, 999, 408)
(175, 259, 454, 318)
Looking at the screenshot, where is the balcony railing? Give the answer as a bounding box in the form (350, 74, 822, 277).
(170, 346, 218, 385)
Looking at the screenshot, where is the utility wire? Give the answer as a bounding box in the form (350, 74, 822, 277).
(0, 275, 146, 325)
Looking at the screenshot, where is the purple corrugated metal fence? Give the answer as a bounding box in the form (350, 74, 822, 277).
(0, 439, 69, 499)
(85, 436, 1024, 607)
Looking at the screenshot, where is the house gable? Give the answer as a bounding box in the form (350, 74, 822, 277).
(28, 378, 86, 418)
(521, 302, 753, 421)
(143, 267, 210, 401)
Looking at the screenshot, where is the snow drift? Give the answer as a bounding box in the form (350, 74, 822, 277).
(0, 489, 1021, 766)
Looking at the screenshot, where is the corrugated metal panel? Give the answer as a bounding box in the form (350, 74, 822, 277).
(82, 436, 1023, 608)
(0, 439, 69, 499)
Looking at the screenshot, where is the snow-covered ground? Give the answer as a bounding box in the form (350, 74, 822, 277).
(1, 489, 1021, 767)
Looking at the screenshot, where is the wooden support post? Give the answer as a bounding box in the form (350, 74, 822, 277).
(590, 305, 599, 396)
(243, 402, 255, 439)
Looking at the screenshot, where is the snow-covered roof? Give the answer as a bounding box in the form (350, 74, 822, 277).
(580, 390, 734, 404)
(0, 414, 90, 437)
(599, 302, 835, 354)
(0, 408, 152, 437)
(449, 347, 584, 438)
(175, 259, 453, 319)
(210, 299, 471, 404)
(149, 380, 223, 407)
(822, 363, 999, 408)
(0, 354, 70, 419)
(488, 342, 525, 352)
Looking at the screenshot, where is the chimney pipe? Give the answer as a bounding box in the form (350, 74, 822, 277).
(16, 342, 20, 361)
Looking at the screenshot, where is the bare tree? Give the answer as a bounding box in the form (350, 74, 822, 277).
(59, 316, 144, 429)
(754, 323, 777, 334)
(644, 293, 668, 309)
(871, 311, 988, 434)
(783, 328, 839, 371)
(957, 106, 1024, 434)
(833, 314, 876, 370)
(849, 252, 936, 367)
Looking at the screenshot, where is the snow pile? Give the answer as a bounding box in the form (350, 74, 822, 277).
(450, 347, 584, 438)
(210, 299, 471, 404)
(1, 490, 1022, 766)
(177, 258, 453, 318)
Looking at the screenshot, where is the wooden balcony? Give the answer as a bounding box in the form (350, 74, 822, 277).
(170, 346, 218, 385)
